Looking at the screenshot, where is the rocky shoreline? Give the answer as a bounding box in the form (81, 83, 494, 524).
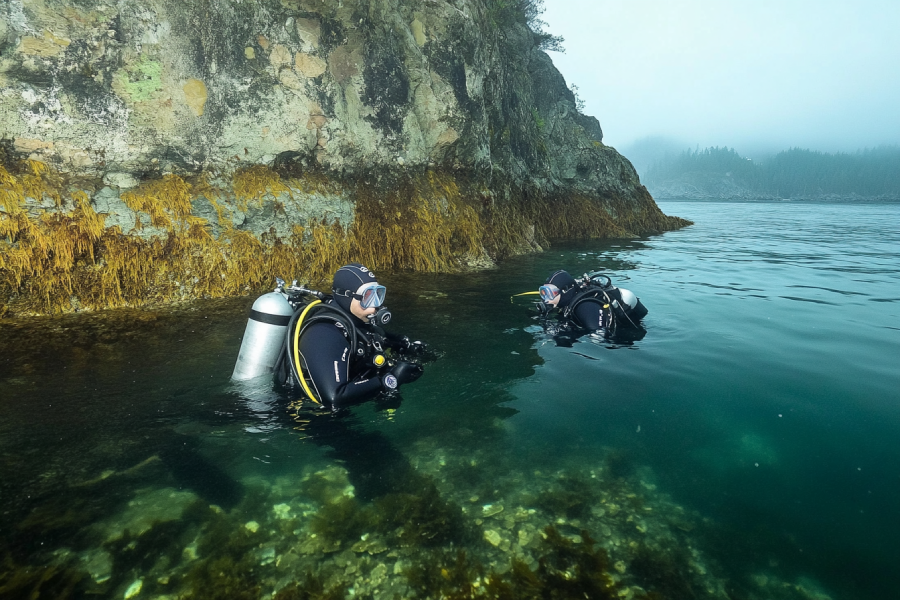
(1, 0, 689, 317)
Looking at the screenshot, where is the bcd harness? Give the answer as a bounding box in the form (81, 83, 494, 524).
(283, 297, 388, 404)
(560, 284, 641, 330)
(561, 286, 611, 320)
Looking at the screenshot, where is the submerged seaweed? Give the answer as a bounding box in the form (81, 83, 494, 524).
(309, 495, 370, 549)
(178, 504, 264, 600)
(0, 551, 83, 600)
(406, 527, 649, 600)
(0, 438, 837, 600)
(405, 549, 485, 600)
(536, 473, 597, 520)
(479, 526, 632, 600)
(273, 572, 348, 600)
(374, 483, 470, 547)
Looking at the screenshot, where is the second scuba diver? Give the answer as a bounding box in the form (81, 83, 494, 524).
(537, 269, 648, 339)
(277, 263, 426, 410)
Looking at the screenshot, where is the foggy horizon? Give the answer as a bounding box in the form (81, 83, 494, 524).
(542, 0, 900, 158)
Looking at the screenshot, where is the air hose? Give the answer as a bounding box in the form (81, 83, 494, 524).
(510, 291, 541, 303)
(288, 299, 362, 405)
(293, 299, 322, 404)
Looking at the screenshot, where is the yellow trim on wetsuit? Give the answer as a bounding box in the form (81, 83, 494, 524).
(294, 299, 322, 404)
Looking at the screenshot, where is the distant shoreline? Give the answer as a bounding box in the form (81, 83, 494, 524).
(653, 195, 900, 203)
(636, 146, 900, 204)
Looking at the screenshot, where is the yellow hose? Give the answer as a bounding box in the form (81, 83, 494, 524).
(294, 299, 322, 404)
(510, 291, 541, 303)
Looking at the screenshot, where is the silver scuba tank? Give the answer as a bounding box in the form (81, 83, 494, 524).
(232, 292, 294, 381)
(618, 288, 638, 310)
(615, 287, 648, 321)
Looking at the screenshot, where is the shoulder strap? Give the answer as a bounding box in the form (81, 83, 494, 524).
(562, 286, 611, 318)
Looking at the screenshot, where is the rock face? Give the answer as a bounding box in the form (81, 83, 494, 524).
(4, 0, 609, 185)
(0, 0, 689, 315)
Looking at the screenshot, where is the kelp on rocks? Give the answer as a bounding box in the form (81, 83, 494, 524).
(1, 159, 688, 317)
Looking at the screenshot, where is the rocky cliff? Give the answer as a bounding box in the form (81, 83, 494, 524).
(0, 0, 689, 316)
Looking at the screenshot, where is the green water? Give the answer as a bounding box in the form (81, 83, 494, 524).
(0, 200, 897, 599)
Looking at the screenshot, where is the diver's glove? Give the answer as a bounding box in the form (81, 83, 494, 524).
(407, 340, 427, 353)
(396, 336, 428, 354)
(381, 361, 423, 390)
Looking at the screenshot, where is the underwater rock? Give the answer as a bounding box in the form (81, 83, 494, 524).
(517, 528, 535, 548)
(93, 487, 198, 543)
(351, 537, 388, 555)
(79, 548, 113, 584)
(484, 529, 502, 547)
(300, 465, 356, 504)
(370, 563, 388, 585)
(244, 521, 260, 533)
(123, 578, 143, 598)
(182, 543, 199, 561)
(257, 546, 276, 566)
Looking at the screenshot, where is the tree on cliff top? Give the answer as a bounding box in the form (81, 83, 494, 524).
(489, 0, 565, 51)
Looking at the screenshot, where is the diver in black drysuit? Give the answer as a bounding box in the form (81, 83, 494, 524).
(543, 270, 609, 330)
(538, 269, 648, 346)
(544, 270, 610, 331)
(280, 263, 425, 410)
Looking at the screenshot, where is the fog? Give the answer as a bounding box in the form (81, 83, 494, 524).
(542, 0, 900, 158)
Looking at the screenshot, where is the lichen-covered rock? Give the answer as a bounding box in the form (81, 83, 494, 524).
(0, 0, 689, 315)
(1, 0, 650, 190)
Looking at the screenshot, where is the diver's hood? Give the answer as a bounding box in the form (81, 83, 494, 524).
(332, 263, 379, 313)
(545, 269, 577, 308)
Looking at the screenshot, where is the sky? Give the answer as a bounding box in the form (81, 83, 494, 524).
(541, 0, 900, 157)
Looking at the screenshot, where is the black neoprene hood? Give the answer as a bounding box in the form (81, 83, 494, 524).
(332, 263, 379, 312)
(545, 269, 577, 308)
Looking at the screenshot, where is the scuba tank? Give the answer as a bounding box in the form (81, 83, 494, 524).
(232, 290, 294, 381)
(614, 287, 648, 322)
(585, 273, 647, 323)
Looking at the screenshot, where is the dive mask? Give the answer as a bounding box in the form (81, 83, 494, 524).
(539, 284, 560, 303)
(355, 282, 386, 309)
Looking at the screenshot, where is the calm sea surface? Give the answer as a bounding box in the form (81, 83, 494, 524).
(0, 200, 897, 599)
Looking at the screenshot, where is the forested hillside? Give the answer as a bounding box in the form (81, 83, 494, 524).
(643, 146, 900, 200)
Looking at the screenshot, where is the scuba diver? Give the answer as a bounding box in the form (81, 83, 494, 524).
(529, 269, 648, 345)
(232, 263, 427, 411)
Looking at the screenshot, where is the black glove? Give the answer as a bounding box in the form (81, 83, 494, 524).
(392, 361, 423, 384)
(382, 361, 423, 390)
(396, 336, 427, 354)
